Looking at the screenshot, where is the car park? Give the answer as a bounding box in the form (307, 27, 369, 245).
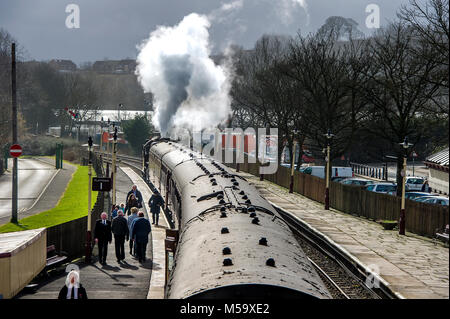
(365, 183, 397, 195)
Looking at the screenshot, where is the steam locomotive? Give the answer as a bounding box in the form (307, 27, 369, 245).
(142, 137, 331, 299)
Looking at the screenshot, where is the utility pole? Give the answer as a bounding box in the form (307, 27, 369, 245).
(11, 43, 18, 224)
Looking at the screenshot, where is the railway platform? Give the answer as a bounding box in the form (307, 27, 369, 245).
(16, 165, 158, 299)
(229, 168, 449, 299)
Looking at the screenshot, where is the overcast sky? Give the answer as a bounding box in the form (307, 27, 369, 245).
(0, 0, 411, 65)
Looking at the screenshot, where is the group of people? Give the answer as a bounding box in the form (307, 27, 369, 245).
(58, 185, 165, 299)
(93, 185, 165, 265)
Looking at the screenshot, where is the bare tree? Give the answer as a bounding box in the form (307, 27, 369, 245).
(285, 31, 368, 164)
(361, 22, 443, 194)
(231, 35, 307, 163)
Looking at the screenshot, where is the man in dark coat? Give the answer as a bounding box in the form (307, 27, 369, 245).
(148, 191, 164, 225)
(126, 185, 143, 210)
(131, 212, 151, 263)
(111, 210, 129, 262)
(94, 212, 112, 265)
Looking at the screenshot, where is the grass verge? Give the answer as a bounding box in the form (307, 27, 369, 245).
(0, 165, 97, 233)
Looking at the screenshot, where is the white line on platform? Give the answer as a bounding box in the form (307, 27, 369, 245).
(120, 166, 167, 299)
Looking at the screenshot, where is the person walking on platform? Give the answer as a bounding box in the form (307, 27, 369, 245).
(127, 207, 139, 256)
(126, 185, 143, 210)
(148, 190, 164, 225)
(94, 212, 112, 265)
(111, 205, 119, 220)
(111, 210, 129, 263)
(125, 194, 139, 216)
(131, 212, 151, 263)
(58, 270, 88, 300)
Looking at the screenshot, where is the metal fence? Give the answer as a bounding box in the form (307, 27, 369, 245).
(350, 162, 388, 180)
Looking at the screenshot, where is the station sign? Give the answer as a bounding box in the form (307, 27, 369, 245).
(92, 177, 112, 191)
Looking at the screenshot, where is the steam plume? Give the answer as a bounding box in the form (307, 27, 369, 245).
(135, 13, 232, 136)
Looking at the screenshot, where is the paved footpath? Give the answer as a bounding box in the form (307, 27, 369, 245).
(17, 166, 154, 299)
(229, 168, 449, 299)
(0, 157, 76, 226)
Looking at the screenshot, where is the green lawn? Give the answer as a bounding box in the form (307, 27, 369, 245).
(0, 165, 97, 233)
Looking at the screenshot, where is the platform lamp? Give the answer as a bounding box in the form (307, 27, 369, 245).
(324, 130, 335, 210)
(100, 117, 104, 153)
(289, 129, 299, 193)
(112, 127, 118, 209)
(85, 136, 93, 263)
(399, 136, 412, 235)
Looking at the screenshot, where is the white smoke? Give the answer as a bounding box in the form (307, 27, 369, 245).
(135, 13, 232, 136)
(279, 0, 310, 26)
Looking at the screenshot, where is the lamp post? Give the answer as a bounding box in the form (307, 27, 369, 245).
(100, 117, 104, 153)
(112, 127, 118, 208)
(399, 137, 412, 235)
(106, 118, 110, 155)
(324, 130, 334, 210)
(289, 129, 299, 193)
(85, 136, 93, 263)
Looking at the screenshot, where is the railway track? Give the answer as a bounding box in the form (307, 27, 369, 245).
(96, 152, 176, 228)
(95, 151, 396, 299)
(275, 205, 398, 299)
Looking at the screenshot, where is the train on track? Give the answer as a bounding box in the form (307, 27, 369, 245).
(142, 137, 331, 299)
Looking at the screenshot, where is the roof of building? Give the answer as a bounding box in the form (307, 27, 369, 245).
(426, 148, 449, 167)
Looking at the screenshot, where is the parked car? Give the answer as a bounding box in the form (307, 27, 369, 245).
(340, 178, 375, 186)
(303, 166, 353, 180)
(405, 177, 426, 191)
(421, 196, 449, 206)
(414, 196, 436, 202)
(365, 183, 397, 195)
(331, 176, 348, 182)
(405, 192, 437, 200)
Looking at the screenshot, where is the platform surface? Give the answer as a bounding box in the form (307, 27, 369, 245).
(16, 166, 153, 299)
(230, 168, 449, 299)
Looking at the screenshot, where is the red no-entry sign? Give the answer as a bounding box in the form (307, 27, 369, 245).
(9, 144, 22, 158)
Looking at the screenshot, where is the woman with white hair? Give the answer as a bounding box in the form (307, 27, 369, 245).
(58, 270, 88, 299)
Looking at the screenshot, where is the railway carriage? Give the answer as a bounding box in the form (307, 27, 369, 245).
(142, 137, 331, 299)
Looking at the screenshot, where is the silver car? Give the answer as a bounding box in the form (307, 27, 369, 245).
(421, 196, 449, 206)
(365, 183, 397, 195)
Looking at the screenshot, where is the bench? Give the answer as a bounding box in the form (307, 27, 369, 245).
(44, 245, 67, 271)
(434, 225, 449, 247)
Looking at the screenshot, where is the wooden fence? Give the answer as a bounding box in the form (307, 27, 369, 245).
(227, 156, 448, 238)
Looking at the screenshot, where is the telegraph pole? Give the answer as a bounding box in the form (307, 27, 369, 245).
(11, 43, 18, 224)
